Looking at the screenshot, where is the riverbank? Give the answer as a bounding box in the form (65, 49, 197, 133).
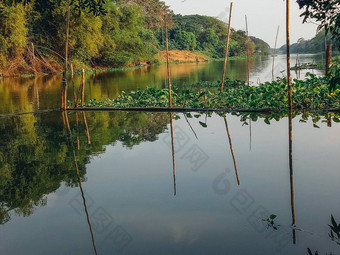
(0, 50, 268, 78)
(157, 50, 209, 63)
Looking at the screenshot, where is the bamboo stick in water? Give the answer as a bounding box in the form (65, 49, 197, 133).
(221, 2, 233, 93)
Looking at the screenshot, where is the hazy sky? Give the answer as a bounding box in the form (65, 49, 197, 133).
(163, 0, 320, 48)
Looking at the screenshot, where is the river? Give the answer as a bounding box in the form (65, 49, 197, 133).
(1, 54, 339, 255)
(0, 54, 324, 114)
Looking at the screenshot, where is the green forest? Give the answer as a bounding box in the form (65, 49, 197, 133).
(279, 29, 339, 54)
(0, 0, 270, 76)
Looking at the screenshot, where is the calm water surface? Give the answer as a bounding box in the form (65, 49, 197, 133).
(1, 53, 338, 254)
(0, 111, 340, 254)
(0, 54, 324, 114)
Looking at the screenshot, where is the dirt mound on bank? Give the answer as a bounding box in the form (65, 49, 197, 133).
(158, 50, 208, 63)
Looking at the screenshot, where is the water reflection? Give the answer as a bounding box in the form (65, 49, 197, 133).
(289, 107, 297, 244)
(170, 113, 176, 196)
(63, 111, 98, 255)
(1, 111, 340, 254)
(224, 117, 240, 185)
(0, 54, 324, 114)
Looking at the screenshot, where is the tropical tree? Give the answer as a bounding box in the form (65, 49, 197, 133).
(297, 0, 340, 40)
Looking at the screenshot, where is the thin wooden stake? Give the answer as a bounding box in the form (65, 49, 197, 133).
(221, 2, 233, 93)
(286, 0, 292, 112)
(61, 0, 71, 110)
(81, 68, 85, 107)
(245, 15, 250, 86)
(287, 0, 296, 244)
(71, 64, 77, 107)
(165, 18, 172, 108)
(326, 44, 332, 75)
(272, 26, 280, 81)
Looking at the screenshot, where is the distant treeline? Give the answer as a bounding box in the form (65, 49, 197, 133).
(279, 30, 339, 54)
(0, 0, 270, 76)
(163, 15, 270, 58)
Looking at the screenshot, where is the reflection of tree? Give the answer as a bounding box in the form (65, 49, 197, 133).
(0, 111, 169, 224)
(329, 215, 340, 245)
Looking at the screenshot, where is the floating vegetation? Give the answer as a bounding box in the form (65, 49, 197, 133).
(290, 63, 321, 70)
(86, 70, 340, 112)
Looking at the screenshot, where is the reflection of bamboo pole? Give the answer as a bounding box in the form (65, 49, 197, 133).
(82, 111, 91, 145)
(224, 117, 240, 185)
(76, 112, 80, 150)
(183, 113, 198, 139)
(249, 117, 252, 151)
(221, 2, 233, 93)
(165, 18, 172, 108)
(170, 113, 176, 196)
(288, 108, 296, 244)
(245, 15, 250, 86)
(63, 112, 98, 255)
(272, 26, 280, 81)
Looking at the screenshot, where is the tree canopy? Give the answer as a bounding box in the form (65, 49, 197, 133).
(297, 0, 340, 41)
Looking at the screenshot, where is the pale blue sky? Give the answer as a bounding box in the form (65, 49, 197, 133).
(163, 0, 320, 48)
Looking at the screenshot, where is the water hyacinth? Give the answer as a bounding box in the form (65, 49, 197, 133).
(86, 68, 340, 112)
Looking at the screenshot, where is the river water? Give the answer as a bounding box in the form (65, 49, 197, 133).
(0, 54, 324, 114)
(1, 54, 339, 255)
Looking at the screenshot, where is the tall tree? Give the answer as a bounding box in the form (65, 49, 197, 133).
(297, 0, 340, 40)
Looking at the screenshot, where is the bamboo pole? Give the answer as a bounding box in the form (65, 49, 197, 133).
(245, 15, 250, 86)
(326, 45, 332, 75)
(170, 113, 176, 196)
(286, 0, 292, 113)
(81, 68, 85, 107)
(71, 64, 77, 107)
(165, 17, 172, 108)
(221, 2, 233, 93)
(286, 0, 296, 244)
(61, 0, 71, 110)
(272, 26, 280, 81)
(224, 117, 240, 185)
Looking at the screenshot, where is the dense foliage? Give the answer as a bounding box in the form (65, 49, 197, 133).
(164, 15, 270, 58)
(297, 0, 340, 41)
(0, 0, 270, 75)
(279, 30, 339, 54)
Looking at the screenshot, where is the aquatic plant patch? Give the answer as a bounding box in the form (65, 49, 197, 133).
(86, 71, 340, 112)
